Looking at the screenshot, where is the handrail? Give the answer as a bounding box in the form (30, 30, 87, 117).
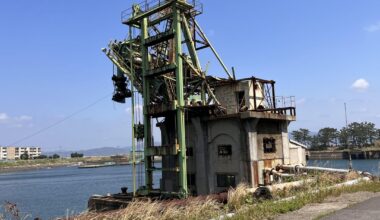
(121, 0, 202, 23)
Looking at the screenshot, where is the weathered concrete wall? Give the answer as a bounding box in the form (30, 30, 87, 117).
(207, 118, 247, 193)
(289, 146, 306, 165)
(214, 80, 265, 114)
(160, 113, 294, 195)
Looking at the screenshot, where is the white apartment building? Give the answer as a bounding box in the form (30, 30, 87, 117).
(0, 146, 42, 160)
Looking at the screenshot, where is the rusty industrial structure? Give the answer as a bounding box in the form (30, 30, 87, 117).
(91, 0, 304, 209)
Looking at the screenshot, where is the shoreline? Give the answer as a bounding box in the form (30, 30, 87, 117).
(308, 150, 380, 160)
(0, 162, 77, 174)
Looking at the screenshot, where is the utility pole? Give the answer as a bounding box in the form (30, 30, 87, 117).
(345, 103, 352, 170)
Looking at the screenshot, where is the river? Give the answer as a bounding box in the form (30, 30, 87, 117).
(1, 160, 379, 219)
(0, 164, 159, 219)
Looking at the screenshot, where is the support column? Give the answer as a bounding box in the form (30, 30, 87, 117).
(129, 26, 136, 196)
(173, 6, 188, 197)
(141, 17, 153, 192)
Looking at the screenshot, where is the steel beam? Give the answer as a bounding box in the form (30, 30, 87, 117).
(141, 17, 153, 192)
(173, 6, 188, 197)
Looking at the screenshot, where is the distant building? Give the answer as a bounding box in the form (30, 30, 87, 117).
(0, 146, 41, 160)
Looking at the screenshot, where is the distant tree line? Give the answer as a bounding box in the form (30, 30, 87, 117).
(70, 152, 84, 158)
(291, 121, 380, 150)
(20, 153, 60, 160)
(19, 152, 84, 160)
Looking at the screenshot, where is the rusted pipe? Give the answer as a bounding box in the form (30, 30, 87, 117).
(278, 164, 350, 174)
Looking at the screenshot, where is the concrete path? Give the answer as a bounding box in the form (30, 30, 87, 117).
(322, 195, 380, 220)
(275, 192, 380, 220)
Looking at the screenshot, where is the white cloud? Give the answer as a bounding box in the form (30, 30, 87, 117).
(364, 21, 380, 32)
(0, 113, 33, 127)
(351, 78, 369, 91)
(0, 113, 9, 121)
(16, 115, 33, 121)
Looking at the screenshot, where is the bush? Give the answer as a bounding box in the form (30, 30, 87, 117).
(20, 152, 29, 160)
(48, 154, 60, 159)
(71, 152, 84, 158)
(35, 155, 48, 159)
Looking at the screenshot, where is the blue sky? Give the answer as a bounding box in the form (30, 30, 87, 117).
(0, 0, 379, 151)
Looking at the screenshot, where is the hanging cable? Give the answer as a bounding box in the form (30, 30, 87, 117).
(7, 92, 113, 146)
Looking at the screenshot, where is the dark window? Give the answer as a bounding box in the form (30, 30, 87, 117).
(187, 173, 196, 186)
(217, 174, 236, 188)
(263, 137, 276, 153)
(218, 145, 232, 157)
(186, 147, 193, 157)
(236, 91, 246, 112)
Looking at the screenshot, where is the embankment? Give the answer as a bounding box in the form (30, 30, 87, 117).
(309, 150, 380, 160)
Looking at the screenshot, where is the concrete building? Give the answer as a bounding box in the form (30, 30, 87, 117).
(159, 78, 299, 195)
(289, 140, 308, 165)
(0, 146, 41, 160)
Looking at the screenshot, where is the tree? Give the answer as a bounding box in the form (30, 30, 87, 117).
(365, 122, 377, 145)
(317, 127, 339, 148)
(71, 152, 84, 158)
(309, 135, 321, 150)
(339, 127, 350, 148)
(20, 151, 29, 160)
(291, 128, 311, 145)
(35, 155, 48, 159)
(49, 154, 60, 159)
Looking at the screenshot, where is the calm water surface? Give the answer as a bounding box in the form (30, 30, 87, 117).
(307, 159, 380, 176)
(1, 160, 379, 219)
(0, 164, 160, 219)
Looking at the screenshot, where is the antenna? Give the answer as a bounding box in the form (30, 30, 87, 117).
(345, 102, 352, 169)
(344, 102, 348, 127)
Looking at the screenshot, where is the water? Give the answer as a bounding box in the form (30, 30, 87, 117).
(0, 164, 160, 219)
(1, 160, 379, 219)
(307, 159, 380, 176)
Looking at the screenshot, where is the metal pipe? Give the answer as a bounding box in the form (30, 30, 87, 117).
(278, 164, 350, 174)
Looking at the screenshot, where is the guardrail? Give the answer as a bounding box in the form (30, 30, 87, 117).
(121, 0, 203, 22)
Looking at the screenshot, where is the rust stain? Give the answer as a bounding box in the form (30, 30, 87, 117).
(253, 161, 259, 187)
(264, 159, 273, 168)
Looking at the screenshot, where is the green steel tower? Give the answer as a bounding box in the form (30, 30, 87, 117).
(104, 0, 232, 198)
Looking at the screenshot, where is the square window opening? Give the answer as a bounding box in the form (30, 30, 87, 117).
(218, 145, 232, 157)
(263, 137, 276, 153)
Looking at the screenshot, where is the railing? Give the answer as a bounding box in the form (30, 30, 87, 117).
(275, 96, 296, 109)
(255, 107, 296, 117)
(121, 0, 203, 23)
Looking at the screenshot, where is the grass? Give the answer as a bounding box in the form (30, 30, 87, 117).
(230, 180, 380, 220)
(73, 173, 380, 220)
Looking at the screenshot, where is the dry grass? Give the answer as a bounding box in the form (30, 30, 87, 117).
(62, 173, 380, 220)
(227, 183, 250, 210)
(75, 197, 222, 220)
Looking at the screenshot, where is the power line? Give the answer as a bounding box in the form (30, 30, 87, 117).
(7, 92, 113, 146)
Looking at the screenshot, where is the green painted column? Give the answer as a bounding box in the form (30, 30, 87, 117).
(141, 17, 153, 192)
(173, 5, 188, 197)
(129, 26, 137, 196)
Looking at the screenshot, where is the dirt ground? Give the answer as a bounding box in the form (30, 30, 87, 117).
(275, 191, 380, 220)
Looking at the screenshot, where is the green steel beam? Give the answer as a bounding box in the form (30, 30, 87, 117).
(141, 17, 153, 192)
(181, 14, 201, 70)
(194, 20, 234, 80)
(129, 26, 137, 196)
(124, 1, 172, 25)
(173, 5, 188, 197)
